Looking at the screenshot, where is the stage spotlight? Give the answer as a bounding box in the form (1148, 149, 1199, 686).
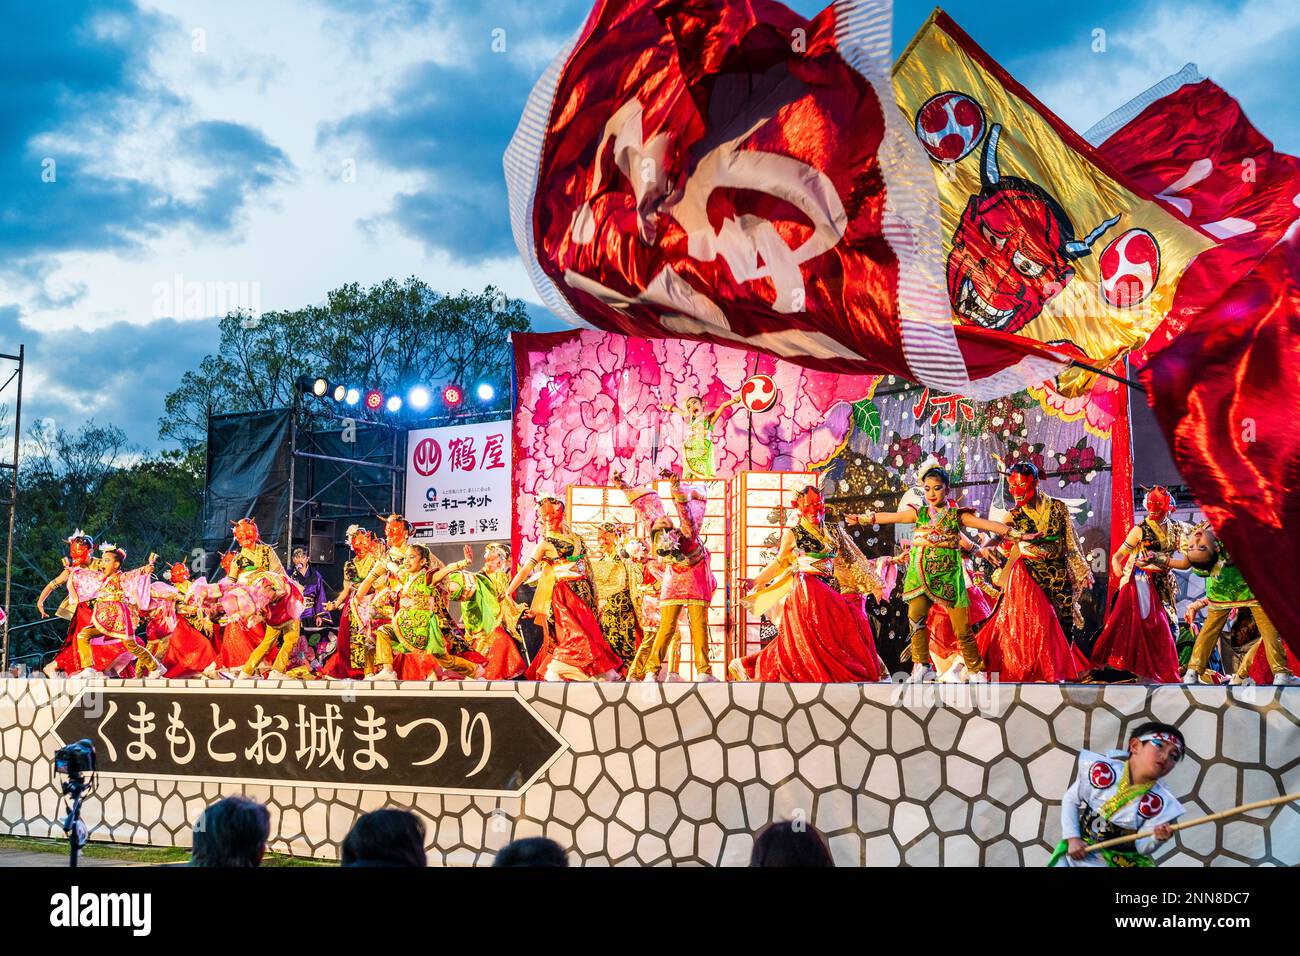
(476, 382, 495, 402)
(311, 377, 329, 397)
(364, 389, 384, 412)
(345, 387, 361, 406)
(442, 384, 464, 408)
(408, 386, 431, 410)
(332, 384, 347, 402)
(386, 395, 403, 413)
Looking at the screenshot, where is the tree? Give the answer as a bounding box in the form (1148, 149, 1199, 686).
(160, 279, 530, 450)
(5, 423, 205, 665)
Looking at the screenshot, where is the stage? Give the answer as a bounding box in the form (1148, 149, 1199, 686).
(0, 678, 1296, 866)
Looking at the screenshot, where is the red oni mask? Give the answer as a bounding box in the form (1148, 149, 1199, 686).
(1008, 470, 1038, 507)
(947, 125, 1118, 333)
(169, 563, 190, 585)
(233, 519, 259, 549)
(795, 489, 824, 521)
(68, 538, 92, 566)
(537, 498, 565, 531)
(384, 515, 408, 547)
(1144, 486, 1174, 522)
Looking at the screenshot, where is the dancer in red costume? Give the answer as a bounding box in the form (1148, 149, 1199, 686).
(320, 525, 381, 680)
(145, 563, 219, 678)
(71, 545, 161, 678)
(1088, 488, 1183, 683)
(39, 531, 124, 676)
(217, 518, 309, 680)
(444, 544, 527, 680)
(507, 495, 622, 682)
(733, 486, 888, 682)
(977, 464, 1089, 682)
(214, 550, 264, 669)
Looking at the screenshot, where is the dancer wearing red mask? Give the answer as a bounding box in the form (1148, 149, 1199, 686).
(321, 525, 382, 680)
(1088, 487, 1184, 682)
(219, 518, 309, 680)
(506, 494, 622, 682)
(977, 463, 1091, 682)
(39, 531, 122, 676)
(848, 466, 1028, 683)
(734, 486, 888, 682)
(72, 545, 161, 678)
(145, 563, 219, 678)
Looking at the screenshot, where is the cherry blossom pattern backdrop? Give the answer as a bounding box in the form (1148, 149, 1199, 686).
(511, 330, 880, 556)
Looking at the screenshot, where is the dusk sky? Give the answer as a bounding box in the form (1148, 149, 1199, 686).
(4, 0, 1297, 450)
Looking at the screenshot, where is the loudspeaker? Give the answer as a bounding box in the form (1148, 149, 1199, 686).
(309, 519, 336, 564)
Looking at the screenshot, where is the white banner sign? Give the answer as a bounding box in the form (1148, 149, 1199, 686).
(405, 419, 512, 543)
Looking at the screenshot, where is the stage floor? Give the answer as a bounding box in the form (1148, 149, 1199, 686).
(1, 678, 1296, 866)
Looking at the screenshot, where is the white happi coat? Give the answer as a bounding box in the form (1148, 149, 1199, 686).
(1057, 750, 1184, 867)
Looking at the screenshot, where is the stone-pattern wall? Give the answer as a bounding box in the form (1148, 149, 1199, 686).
(1, 678, 1296, 866)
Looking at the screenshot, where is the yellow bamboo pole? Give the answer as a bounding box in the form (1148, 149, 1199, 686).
(1086, 792, 1300, 852)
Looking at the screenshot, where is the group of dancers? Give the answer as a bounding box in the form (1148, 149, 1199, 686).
(32, 456, 1298, 685)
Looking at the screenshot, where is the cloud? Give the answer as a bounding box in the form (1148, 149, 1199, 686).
(318, 1, 594, 261)
(0, 304, 219, 449)
(1010, 0, 1300, 153)
(174, 120, 294, 232)
(0, 1, 293, 277)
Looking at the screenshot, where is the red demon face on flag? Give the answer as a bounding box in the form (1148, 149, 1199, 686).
(947, 125, 1119, 333)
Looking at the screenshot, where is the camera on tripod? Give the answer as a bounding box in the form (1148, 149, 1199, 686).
(54, 738, 96, 783)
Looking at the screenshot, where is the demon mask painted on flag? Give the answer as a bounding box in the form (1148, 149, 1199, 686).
(893, 11, 1213, 401)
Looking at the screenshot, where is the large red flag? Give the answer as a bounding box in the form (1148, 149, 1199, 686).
(1089, 67, 1300, 367)
(505, 0, 1068, 399)
(1093, 70, 1300, 652)
(1141, 230, 1300, 654)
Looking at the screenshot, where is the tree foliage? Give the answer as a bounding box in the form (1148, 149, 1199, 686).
(160, 279, 530, 449)
(6, 422, 205, 665)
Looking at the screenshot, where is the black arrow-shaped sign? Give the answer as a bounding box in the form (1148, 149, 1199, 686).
(49, 686, 568, 796)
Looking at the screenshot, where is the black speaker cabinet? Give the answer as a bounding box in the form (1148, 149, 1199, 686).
(309, 518, 336, 564)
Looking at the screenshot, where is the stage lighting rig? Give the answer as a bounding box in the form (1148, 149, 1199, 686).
(443, 384, 464, 408)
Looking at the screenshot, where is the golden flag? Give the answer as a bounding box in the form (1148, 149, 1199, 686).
(893, 10, 1212, 396)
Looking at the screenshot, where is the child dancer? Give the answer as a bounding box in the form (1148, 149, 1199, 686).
(1050, 721, 1185, 867)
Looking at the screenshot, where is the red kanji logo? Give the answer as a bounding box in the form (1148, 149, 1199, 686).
(448, 437, 477, 472)
(481, 433, 506, 470)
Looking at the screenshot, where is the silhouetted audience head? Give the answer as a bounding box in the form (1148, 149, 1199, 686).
(341, 809, 428, 867)
(492, 836, 569, 868)
(749, 821, 835, 867)
(190, 796, 271, 867)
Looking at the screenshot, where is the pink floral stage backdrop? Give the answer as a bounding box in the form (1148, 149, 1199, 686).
(511, 330, 879, 554)
(511, 329, 1133, 593)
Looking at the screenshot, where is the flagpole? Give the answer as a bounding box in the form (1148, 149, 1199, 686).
(1066, 359, 1146, 393)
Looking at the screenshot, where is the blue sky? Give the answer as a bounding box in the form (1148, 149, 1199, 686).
(3, 0, 1297, 450)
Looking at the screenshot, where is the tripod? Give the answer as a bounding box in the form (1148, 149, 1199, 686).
(59, 776, 91, 868)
